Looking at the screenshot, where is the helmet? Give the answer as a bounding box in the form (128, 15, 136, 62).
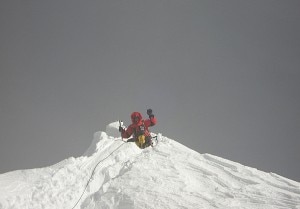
(131, 112, 142, 124)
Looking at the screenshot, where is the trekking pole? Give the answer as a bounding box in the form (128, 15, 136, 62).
(119, 120, 123, 141)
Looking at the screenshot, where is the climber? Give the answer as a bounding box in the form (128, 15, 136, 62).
(119, 109, 157, 149)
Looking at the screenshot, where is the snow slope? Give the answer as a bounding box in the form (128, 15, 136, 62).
(1, 121, 300, 209)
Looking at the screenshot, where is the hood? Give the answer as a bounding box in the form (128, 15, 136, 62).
(131, 112, 143, 124)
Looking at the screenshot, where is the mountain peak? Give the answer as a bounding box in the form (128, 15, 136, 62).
(0, 122, 300, 209)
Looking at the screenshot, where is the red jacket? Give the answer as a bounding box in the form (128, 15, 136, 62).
(121, 112, 157, 139)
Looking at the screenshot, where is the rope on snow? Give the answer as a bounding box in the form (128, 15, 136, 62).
(71, 142, 126, 209)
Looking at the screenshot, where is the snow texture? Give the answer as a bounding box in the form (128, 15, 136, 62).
(1, 122, 300, 209)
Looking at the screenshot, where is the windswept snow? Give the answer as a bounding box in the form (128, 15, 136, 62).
(1, 122, 300, 209)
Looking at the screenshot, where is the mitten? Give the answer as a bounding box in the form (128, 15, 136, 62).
(147, 109, 154, 118)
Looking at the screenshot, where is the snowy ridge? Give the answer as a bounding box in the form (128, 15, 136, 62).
(0, 122, 300, 209)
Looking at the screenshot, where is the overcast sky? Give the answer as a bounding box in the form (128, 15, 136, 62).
(1, 0, 300, 182)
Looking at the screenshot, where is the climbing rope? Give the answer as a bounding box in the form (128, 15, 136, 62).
(71, 142, 126, 209)
(71, 134, 158, 208)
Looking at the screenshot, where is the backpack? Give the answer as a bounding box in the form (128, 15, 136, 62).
(133, 120, 151, 149)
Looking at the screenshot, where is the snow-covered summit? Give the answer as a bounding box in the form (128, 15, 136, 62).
(1, 122, 300, 209)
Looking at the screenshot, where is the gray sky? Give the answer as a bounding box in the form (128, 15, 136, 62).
(1, 0, 300, 182)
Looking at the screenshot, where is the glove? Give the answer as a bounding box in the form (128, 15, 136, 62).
(147, 109, 154, 118)
(119, 126, 124, 133)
